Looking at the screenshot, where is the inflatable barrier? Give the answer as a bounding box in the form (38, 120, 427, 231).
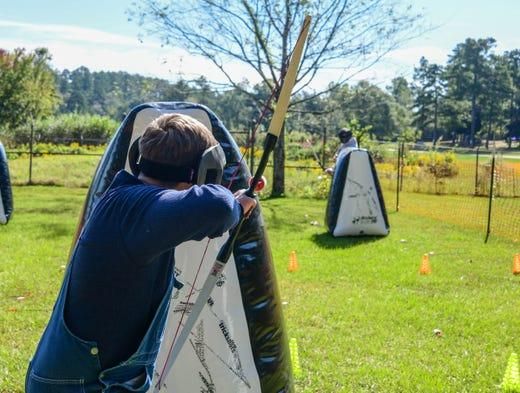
(326, 148, 389, 236)
(73, 102, 293, 393)
(0, 142, 13, 225)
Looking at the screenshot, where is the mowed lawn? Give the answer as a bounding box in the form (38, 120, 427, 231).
(1, 186, 519, 392)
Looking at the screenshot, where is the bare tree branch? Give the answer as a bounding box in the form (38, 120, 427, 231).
(129, 0, 424, 195)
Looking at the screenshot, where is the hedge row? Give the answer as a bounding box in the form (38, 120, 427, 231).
(1, 113, 119, 146)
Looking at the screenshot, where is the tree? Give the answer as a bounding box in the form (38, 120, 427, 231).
(0, 48, 60, 133)
(348, 81, 403, 140)
(504, 50, 520, 147)
(389, 76, 413, 108)
(56, 68, 172, 119)
(480, 54, 512, 148)
(388, 76, 414, 137)
(411, 57, 445, 145)
(131, 0, 422, 195)
(216, 84, 258, 131)
(444, 38, 496, 147)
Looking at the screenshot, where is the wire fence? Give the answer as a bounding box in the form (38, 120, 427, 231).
(378, 143, 520, 243)
(4, 136, 520, 243)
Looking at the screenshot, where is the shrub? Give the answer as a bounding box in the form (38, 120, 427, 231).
(425, 152, 459, 179)
(5, 113, 118, 145)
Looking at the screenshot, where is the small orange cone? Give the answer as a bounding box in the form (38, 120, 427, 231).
(288, 251, 299, 272)
(419, 253, 431, 275)
(513, 254, 520, 276)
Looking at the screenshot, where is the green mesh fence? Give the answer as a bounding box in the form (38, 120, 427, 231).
(5, 141, 520, 243)
(376, 144, 520, 243)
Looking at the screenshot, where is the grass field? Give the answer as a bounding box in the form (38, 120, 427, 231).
(7, 154, 101, 188)
(1, 186, 519, 392)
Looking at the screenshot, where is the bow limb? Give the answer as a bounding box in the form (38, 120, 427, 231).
(248, 14, 311, 195)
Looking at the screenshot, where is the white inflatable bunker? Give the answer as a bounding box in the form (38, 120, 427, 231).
(76, 103, 293, 393)
(326, 148, 389, 236)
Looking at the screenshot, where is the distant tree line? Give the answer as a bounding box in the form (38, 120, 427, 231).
(412, 38, 520, 148)
(55, 67, 264, 132)
(2, 38, 520, 148)
(289, 38, 520, 148)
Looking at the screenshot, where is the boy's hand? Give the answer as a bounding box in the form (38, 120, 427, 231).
(234, 189, 257, 218)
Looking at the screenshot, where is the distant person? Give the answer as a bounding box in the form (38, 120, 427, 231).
(26, 113, 257, 392)
(325, 128, 358, 175)
(335, 128, 358, 155)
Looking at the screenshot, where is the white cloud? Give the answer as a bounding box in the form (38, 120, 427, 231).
(0, 19, 453, 91)
(0, 20, 152, 47)
(301, 46, 450, 90)
(0, 19, 262, 85)
(386, 45, 450, 66)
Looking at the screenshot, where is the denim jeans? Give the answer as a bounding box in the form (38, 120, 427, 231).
(26, 247, 174, 393)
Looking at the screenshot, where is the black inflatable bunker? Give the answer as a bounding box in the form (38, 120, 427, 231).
(326, 148, 389, 236)
(74, 103, 293, 393)
(0, 142, 13, 225)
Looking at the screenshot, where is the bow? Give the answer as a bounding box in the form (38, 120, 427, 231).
(154, 15, 311, 392)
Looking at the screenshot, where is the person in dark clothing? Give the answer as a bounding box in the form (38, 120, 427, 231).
(26, 113, 257, 392)
(336, 128, 358, 151)
(325, 127, 358, 175)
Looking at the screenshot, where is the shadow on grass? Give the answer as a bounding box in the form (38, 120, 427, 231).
(260, 204, 317, 233)
(311, 231, 383, 249)
(36, 222, 73, 239)
(19, 205, 79, 215)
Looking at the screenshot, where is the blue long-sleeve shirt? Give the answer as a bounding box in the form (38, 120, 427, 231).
(64, 170, 241, 368)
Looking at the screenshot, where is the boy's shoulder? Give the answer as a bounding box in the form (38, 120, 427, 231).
(110, 170, 142, 189)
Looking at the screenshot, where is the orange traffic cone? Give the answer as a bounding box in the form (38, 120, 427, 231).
(419, 253, 431, 275)
(513, 254, 520, 276)
(288, 251, 299, 272)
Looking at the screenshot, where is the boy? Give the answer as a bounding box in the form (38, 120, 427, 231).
(26, 113, 256, 392)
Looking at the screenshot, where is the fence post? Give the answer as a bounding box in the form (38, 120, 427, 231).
(484, 152, 496, 243)
(28, 117, 34, 185)
(321, 128, 327, 169)
(396, 142, 401, 212)
(474, 147, 480, 195)
(399, 142, 404, 192)
(514, 166, 517, 197)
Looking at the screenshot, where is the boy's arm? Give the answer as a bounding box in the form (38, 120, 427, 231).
(125, 185, 251, 261)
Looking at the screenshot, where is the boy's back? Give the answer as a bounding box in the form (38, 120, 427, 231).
(65, 170, 241, 368)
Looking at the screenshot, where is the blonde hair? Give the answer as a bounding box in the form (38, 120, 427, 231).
(139, 113, 217, 167)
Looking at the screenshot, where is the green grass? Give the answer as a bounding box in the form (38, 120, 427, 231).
(0, 186, 86, 392)
(455, 152, 520, 163)
(1, 186, 519, 392)
(381, 191, 520, 243)
(264, 198, 519, 392)
(7, 154, 101, 187)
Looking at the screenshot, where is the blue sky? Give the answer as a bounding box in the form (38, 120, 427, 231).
(1, 0, 519, 89)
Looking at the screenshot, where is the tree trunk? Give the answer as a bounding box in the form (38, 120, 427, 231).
(485, 122, 491, 150)
(271, 125, 285, 197)
(433, 92, 439, 146)
(470, 93, 477, 147)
